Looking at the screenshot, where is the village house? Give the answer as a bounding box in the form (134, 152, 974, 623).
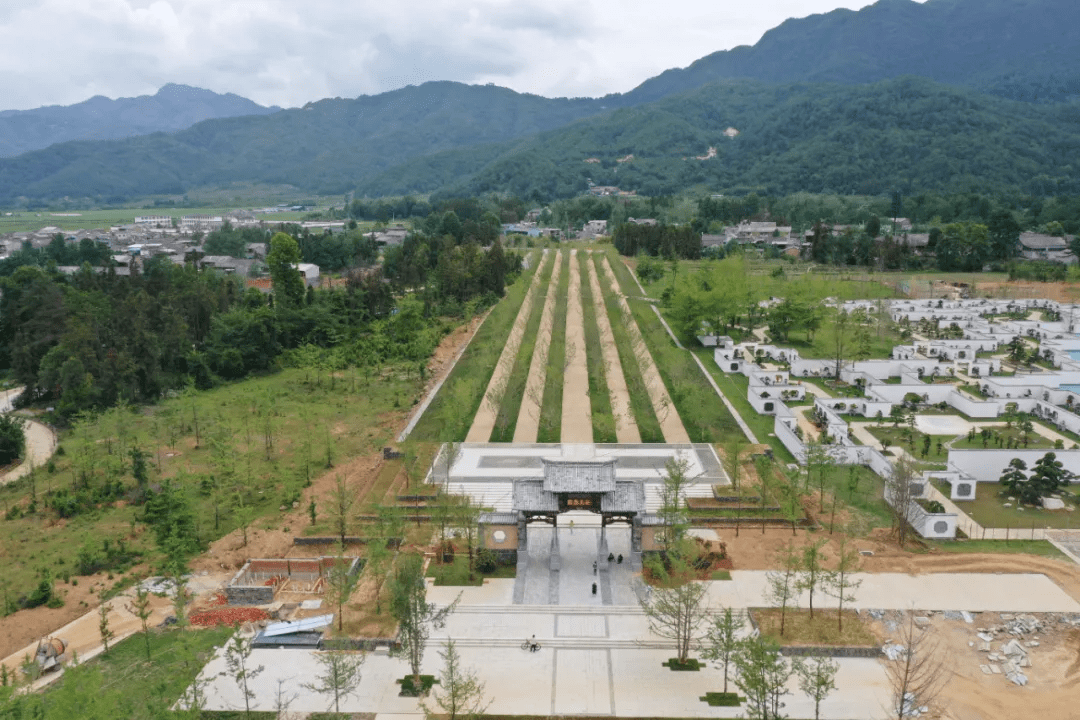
(1019, 232, 1075, 263)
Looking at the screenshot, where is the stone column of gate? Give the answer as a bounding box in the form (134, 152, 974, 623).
(585, 251, 641, 443)
(561, 248, 593, 443)
(599, 254, 691, 443)
(513, 250, 562, 442)
(465, 249, 550, 442)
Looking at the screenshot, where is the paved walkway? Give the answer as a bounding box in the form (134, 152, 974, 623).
(514, 250, 562, 442)
(515, 518, 638, 607)
(0, 388, 57, 487)
(466, 250, 550, 442)
(193, 564, 1080, 717)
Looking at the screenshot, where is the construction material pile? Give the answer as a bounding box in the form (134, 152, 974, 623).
(189, 607, 269, 627)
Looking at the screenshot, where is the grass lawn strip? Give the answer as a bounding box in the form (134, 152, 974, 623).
(580, 251, 627, 443)
(753, 608, 878, 647)
(922, 538, 1070, 560)
(413, 249, 542, 441)
(591, 253, 665, 443)
(598, 254, 690, 442)
(466, 249, 552, 442)
(561, 249, 593, 442)
(942, 480, 1080, 531)
(41, 625, 233, 716)
(538, 250, 571, 442)
(692, 357, 795, 462)
(488, 252, 556, 441)
(607, 253, 740, 444)
(513, 250, 562, 442)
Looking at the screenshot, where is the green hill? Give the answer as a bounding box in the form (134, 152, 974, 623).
(370, 77, 1080, 200)
(623, 0, 1080, 105)
(0, 82, 606, 203)
(0, 84, 280, 158)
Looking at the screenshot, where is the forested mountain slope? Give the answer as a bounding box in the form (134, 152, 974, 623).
(624, 0, 1080, 105)
(369, 77, 1080, 200)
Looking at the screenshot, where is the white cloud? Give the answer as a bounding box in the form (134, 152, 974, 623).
(0, 0, 916, 110)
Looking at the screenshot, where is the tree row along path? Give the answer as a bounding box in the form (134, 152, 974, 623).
(513, 250, 562, 442)
(585, 252, 641, 443)
(465, 249, 552, 442)
(561, 248, 593, 442)
(599, 255, 691, 443)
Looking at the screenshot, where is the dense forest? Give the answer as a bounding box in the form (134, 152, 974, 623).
(0, 223, 518, 421)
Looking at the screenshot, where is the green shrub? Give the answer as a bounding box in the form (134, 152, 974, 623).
(474, 548, 498, 574)
(397, 674, 437, 697)
(701, 691, 744, 706)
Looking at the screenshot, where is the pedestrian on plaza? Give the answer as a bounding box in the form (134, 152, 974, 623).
(569, 519, 575, 534)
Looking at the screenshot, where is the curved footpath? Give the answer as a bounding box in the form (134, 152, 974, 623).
(0, 388, 58, 487)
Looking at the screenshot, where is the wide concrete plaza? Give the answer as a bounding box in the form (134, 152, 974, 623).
(194, 519, 1080, 718)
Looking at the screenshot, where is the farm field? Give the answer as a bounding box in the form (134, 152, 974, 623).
(0, 206, 319, 233)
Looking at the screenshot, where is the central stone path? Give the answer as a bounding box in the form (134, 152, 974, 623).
(516, 518, 638, 607)
(562, 248, 593, 442)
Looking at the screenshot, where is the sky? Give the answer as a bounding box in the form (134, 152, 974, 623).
(0, 0, 921, 111)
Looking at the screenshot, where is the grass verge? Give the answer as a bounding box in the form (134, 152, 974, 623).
(538, 251, 570, 442)
(753, 608, 877, 647)
(490, 256, 555, 442)
(607, 252, 742, 443)
(579, 252, 618, 443)
(426, 553, 516, 585)
(412, 249, 542, 441)
(36, 626, 233, 719)
(694, 363, 795, 464)
(0, 365, 421, 608)
(592, 254, 664, 442)
(921, 539, 1070, 560)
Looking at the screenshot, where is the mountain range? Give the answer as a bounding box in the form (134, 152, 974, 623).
(1, 0, 1078, 204)
(0, 84, 279, 158)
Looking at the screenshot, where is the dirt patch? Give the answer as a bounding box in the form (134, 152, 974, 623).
(424, 312, 488, 395)
(891, 611, 1080, 720)
(599, 255, 690, 443)
(719, 527, 1080, 593)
